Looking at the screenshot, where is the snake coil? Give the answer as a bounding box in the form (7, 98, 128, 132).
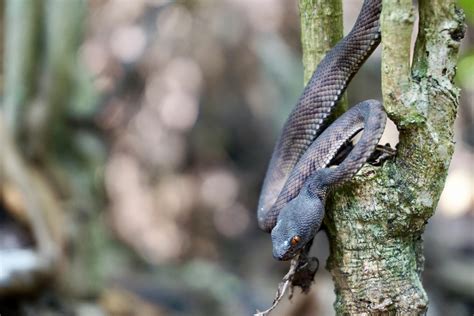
(257, 0, 386, 260)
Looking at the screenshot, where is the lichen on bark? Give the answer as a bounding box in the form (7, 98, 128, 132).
(299, 0, 465, 314)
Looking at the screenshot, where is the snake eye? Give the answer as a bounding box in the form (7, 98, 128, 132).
(290, 235, 301, 246)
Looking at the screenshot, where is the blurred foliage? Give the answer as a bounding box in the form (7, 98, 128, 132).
(457, 53, 474, 88)
(457, 0, 474, 91)
(459, 0, 474, 24)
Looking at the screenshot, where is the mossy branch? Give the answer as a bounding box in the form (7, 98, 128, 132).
(299, 0, 465, 314)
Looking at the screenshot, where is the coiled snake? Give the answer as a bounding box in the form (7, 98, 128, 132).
(257, 0, 386, 260)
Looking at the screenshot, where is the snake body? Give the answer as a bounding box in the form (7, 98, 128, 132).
(257, 0, 386, 260)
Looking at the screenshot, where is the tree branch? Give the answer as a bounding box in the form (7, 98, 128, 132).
(299, 0, 465, 314)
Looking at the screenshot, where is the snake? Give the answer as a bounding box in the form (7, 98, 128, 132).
(257, 0, 386, 261)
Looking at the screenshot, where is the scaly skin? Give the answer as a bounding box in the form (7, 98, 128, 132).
(257, 0, 386, 260)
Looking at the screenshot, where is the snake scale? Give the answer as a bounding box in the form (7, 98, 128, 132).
(257, 0, 386, 260)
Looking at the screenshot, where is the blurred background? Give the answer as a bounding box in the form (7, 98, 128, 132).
(0, 0, 472, 315)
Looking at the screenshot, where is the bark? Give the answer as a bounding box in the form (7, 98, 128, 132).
(299, 0, 465, 315)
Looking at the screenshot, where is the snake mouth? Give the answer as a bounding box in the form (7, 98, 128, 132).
(273, 246, 301, 261)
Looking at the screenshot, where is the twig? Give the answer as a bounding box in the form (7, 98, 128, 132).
(254, 256, 300, 316)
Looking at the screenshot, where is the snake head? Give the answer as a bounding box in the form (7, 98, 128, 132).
(271, 182, 325, 261)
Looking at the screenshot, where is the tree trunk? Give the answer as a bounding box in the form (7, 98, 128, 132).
(299, 0, 465, 314)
